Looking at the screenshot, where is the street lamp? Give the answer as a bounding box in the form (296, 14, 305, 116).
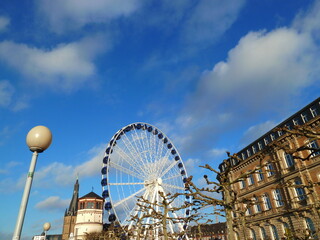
(12, 126, 52, 240)
(43, 222, 51, 240)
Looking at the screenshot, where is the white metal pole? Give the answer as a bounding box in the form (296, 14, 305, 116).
(12, 151, 39, 240)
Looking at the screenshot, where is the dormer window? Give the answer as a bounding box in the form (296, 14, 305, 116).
(310, 106, 318, 117)
(301, 113, 308, 123)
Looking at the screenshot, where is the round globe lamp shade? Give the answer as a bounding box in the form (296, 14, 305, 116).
(26, 126, 52, 152)
(43, 222, 51, 231)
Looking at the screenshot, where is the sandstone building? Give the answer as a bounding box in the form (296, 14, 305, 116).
(219, 98, 320, 240)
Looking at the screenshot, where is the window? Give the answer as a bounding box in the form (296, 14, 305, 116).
(248, 174, 255, 185)
(278, 130, 283, 136)
(284, 153, 294, 168)
(253, 197, 262, 213)
(263, 194, 272, 210)
(257, 169, 264, 181)
(284, 124, 292, 130)
(273, 189, 284, 207)
(310, 106, 318, 117)
(293, 118, 300, 126)
(301, 113, 308, 123)
(250, 229, 257, 240)
(294, 178, 306, 201)
(305, 218, 319, 239)
(270, 133, 276, 141)
(240, 179, 246, 189)
(241, 152, 246, 160)
(264, 137, 269, 145)
(247, 149, 252, 157)
(266, 163, 275, 177)
(308, 140, 320, 157)
(252, 145, 257, 154)
(270, 225, 279, 240)
(245, 204, 252, 216)
(258, 141, 263, 150)
(232, 158, 238, 166)
(87, 202, 94, 209)
(260, 227, 267, 240)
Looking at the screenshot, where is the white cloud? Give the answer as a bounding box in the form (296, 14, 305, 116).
(0, 80, 14, 107)
(182, 0, 246, 44)
(208, 148, 228, 158)
(241, 121, 277, 146)
(35, 196, 70, 211)
(0, 16, 10, 32)
(184, 158, 201, 176)
(195, 28, 318, 113)
(0, 35, 110, 91)
(0, 143, 106, 193)
(170, 2, 320, 156)
(293, 0, 320, 38)
(33, 143, 105, 188)
(37, 0, 142, 32)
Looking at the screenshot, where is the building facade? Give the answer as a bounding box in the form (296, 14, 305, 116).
(62, 180, 104, 240)
(74, 192, 104, 240)
(219, 98, 320, 240)
(189, 222, 227, 240)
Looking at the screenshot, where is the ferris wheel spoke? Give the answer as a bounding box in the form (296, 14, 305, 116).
(110, 161, 144, 180)
(115, 147, 148, 178)
(162, 174, 181, 181)
(162, 183, 185, 191)
(127, 189, 150, 230)
(168, 213, 175, 234)
(159, 160, 177, 178)
(122, 133, 151, 177)
(113, 187, 146, 208)
(158, 149, 173, 177)
(131, 129, 153, 176)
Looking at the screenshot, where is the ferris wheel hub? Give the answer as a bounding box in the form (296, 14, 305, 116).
(157, 178, 162, 185)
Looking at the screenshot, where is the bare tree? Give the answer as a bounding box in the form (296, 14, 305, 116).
(129, 191, 192, 240)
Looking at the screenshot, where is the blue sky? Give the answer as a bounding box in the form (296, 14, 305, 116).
(0, 0, 320, 239)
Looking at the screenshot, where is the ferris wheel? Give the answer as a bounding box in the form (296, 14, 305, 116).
(101, 122, 191, 238)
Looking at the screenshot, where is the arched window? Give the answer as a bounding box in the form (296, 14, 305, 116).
(308, 140, 320, 157)
(305, 218, 318, 239)
(256, 168, 264, 181)
(248, 173, 255, 185)
(284, 153, 294, 168)
(294, 178, 306, 201)
(273, 189, 284, 207)
(253, 197, 262, 213)
(266, 162, 275, 177)
(270, 225, 279, 240)
(240, 179, 246, 189)
(250, 229, 257, 240)
(263, 193, 272, 210)
(245, 203, 252, 216)
(260, 227, 267, 239)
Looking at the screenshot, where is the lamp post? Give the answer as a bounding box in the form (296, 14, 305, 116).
(12, 126, 52, 240)
(43, 222, 51, 240)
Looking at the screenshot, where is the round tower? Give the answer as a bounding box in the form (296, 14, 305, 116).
(74, 191, 104, 240)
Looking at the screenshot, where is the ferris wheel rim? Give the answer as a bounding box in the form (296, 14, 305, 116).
(101, 122, 191, 232)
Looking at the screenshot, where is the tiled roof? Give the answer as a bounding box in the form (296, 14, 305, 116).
(79, 191, 103, 200)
